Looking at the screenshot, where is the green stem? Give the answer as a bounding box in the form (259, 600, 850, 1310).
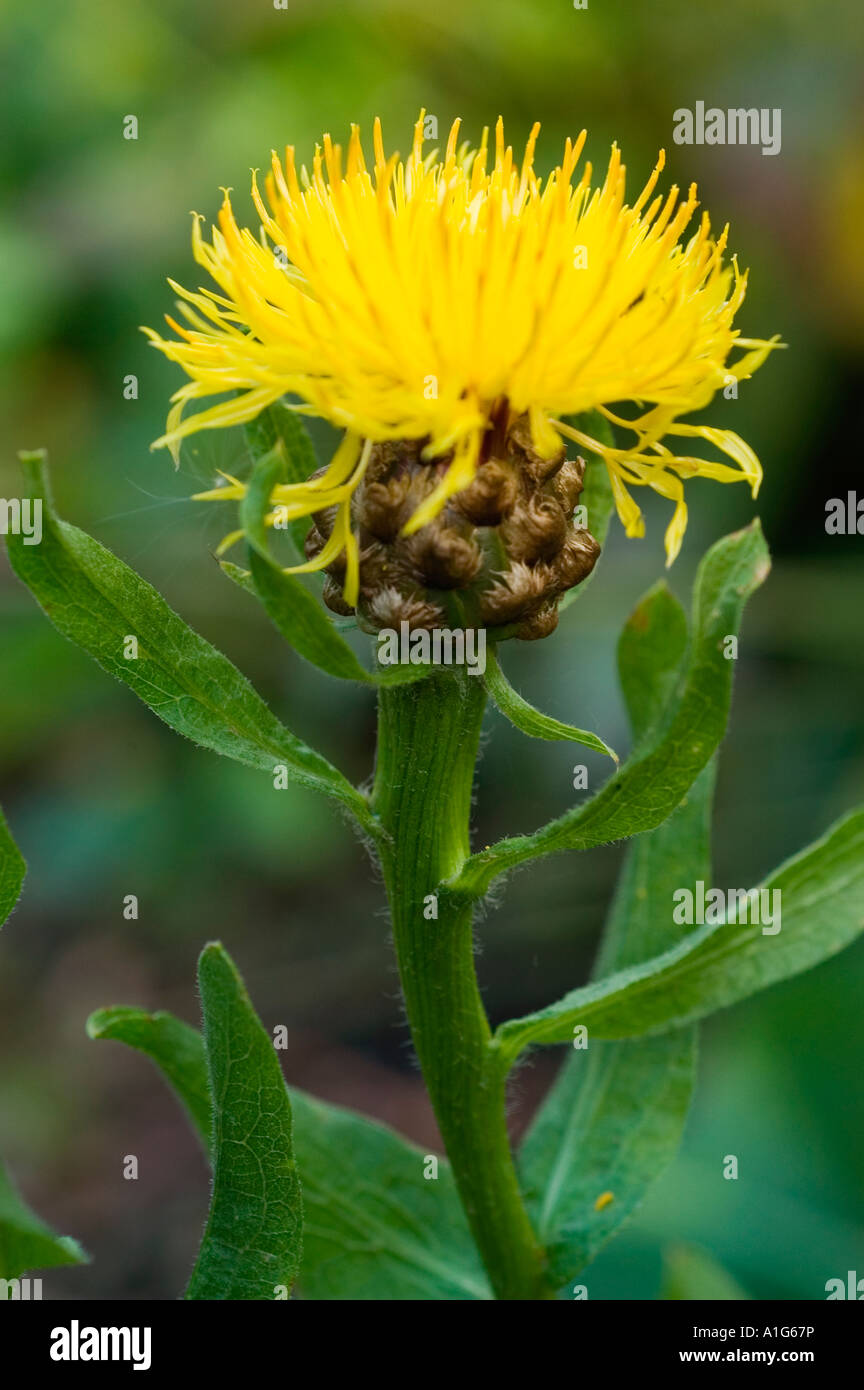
(371, 668, 553, 1300)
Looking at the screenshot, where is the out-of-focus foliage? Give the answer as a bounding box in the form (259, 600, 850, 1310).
(0, 0, 862, 1299)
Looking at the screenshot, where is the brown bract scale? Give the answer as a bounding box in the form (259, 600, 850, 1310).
(304, 414, 601, 641)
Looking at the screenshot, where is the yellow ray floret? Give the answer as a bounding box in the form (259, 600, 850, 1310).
(144, 113, 780, 571)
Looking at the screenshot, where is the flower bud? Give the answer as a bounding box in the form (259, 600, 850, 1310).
(305, 413, 600, 641)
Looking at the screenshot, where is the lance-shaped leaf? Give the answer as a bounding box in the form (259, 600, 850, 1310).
(242, 446, 375, 684)
(558, 409, 616, 611)
(221, 558, 361, 643)
(287, 1088, 491, 1300)
(247, 400, 319, 482)
(445, 520, 770, 901)
(240, 446, 430, 688)
(218, 559, 254, 594)
(87, 1007, 212, 1155)
(88, 1000, 491, 1300)
(494, 803, 864, 1067)
(614, 580, 689, 755)
(240, 443, 289, 559)
(245, 401, 318, 555)
(185, 944, 303, 1300)
(484, 646, 617, 762)
(0, 807, 25, 929)
(523, 1035, 697, 1296)
(0, 1159, 87, 1282)
(6, 453, 375, 835)
(520, 584, 703, 1288)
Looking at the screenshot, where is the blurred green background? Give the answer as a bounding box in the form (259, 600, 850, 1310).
(1, 0, 863, 1300)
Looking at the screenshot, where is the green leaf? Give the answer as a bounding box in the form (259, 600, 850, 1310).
(662, 1243, 750, 1300)
(186, 943, 303, 1300)
(520, 584, 705, 1287)
(222, 559, 428, 687)
(218, 559, 254, 594)
(88, 1000, 491, 1300)
(249, 547, 375, 684)
(523, 1035, 697, 1294)
(445, 520, 770, 901)
(484, 646, 617, 762)
(558, 409, 616, 611)
(287, 1089, 491, 1300)
(240, 445, 431, 685)
(7, 453, 375, 834)
(245, 400, 318, 555)
(246, 400, 320, 486)
(615, 581, 689, 750)
(495, 803, 864, 1064)
(86, 1007, 212, 1156)
(0, 1158, 87, 1282)
(0, 806, 25, 929)
(239, 443, 287, 561)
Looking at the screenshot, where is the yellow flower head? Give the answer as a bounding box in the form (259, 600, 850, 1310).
(145, 113, 779, 590)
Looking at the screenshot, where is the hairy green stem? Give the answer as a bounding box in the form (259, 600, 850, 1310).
(371, 669, 553, 1300)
